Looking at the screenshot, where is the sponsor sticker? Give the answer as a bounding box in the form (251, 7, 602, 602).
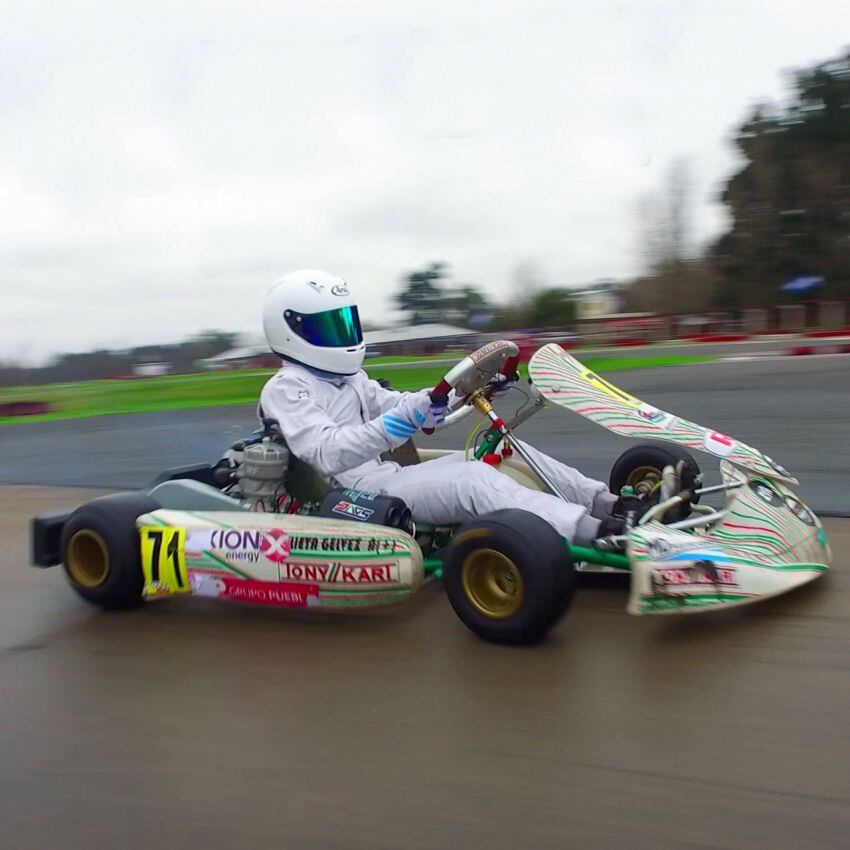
(187, 528, 291, 565)
(638, 403, 664, 423)
(331, 282, 350, 296)
(279, 561, 399, 584)
(637, 403, 677, 430)
(332, 500, 375, 521)
(703, 430, 736, 457)
(288, 535, 383, 553)
(189, 571, 227, 597)
(342, 489, 377, 502)
(186, 529, 214, 554)
(651, 562, 738, 588)
(260, 528, 291, 563)
(646, 536, 698, 560)
(469, 340, 512, 364)
(219, 576, 319, 607)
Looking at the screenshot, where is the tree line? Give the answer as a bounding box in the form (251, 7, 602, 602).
(0, 331, 239, 388)
(4, 48, 848, 386)
(398, 48, 850, 322)
(626, 48, 850, 313)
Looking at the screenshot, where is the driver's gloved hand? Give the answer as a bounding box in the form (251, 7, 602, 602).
(488, 371, 519, 399)
(381, 389, 447, 445)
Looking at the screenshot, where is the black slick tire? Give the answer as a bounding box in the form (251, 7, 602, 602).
(60, 492, 159, 610)
(443, 509, 575, 645)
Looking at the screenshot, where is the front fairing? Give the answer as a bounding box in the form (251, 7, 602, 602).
(529, 344, 798, 485)
(627, 462, 831, 615)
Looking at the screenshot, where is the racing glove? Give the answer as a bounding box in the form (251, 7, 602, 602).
(487, 371, 520, 399)
(380, 389, 448, 445)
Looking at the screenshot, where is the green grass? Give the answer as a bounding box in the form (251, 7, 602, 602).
(0, 353, 716, 425)
(362, 353, 456, 365)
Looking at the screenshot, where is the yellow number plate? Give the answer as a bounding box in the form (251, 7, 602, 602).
(580, 370, 641, 409)
(140, 526, 189, 596)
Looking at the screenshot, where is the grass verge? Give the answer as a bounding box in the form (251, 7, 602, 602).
(0, 354, 716, 425)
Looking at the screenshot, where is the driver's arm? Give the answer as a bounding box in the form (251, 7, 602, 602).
(260, 372, 426, 480)
(361, 375, 462, 417)
(360, 375, 405, 417)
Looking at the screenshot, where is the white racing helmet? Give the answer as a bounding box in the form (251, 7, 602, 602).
(263, 269, 366, 374)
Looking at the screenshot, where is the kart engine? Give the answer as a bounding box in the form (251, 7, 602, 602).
(215, 419, 291, 511)
(238, 439, 290, 511)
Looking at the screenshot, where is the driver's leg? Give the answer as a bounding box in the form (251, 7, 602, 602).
(509, 439, 618, 519)
(353, 452, 603, 545)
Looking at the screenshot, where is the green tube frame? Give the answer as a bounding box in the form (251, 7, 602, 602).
(421, 544, 630, 581)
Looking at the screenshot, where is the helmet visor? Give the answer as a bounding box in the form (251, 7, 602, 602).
(285, 305, 363, 348)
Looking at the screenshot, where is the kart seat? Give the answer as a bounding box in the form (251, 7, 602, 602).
(286, 438, 420, 503)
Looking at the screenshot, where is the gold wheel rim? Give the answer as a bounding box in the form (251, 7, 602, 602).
(461, 548, 524, 619)
(66, 529, 110, 588)
(626, 465, 661, 492)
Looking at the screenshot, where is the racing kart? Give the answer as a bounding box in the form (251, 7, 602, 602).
(30, 341, 832, 644)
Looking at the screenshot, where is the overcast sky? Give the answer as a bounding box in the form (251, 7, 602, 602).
(1, 0, 848, 363)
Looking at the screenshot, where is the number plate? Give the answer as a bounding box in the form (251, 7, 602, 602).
(140, 526, 190, 596)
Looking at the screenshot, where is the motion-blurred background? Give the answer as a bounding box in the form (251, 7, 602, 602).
(3, 6, 850, 850)
(2, 2, 850, 412)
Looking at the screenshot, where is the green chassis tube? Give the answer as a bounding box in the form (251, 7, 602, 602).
(421, 544, 629, 582)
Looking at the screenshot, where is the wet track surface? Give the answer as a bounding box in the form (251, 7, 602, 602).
(1, 357, 849, 848)
(2, 356, 848, 513)
(2, 487, 849, 849)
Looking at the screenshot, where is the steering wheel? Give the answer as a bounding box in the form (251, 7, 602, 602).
(423, 340, 520, 434)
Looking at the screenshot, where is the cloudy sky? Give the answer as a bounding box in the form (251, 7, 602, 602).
(1, 0, 848, 363)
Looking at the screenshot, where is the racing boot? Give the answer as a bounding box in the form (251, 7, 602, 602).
(596, 460, 701, 545)
(595, 487, 654, 542)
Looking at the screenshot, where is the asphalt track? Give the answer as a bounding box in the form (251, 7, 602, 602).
(1, 487, 849, 849)
(2, 356, 849, 849)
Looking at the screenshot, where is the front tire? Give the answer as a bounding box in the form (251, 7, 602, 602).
(609, 443, 701, 521)
(443, 509, 575, 645)
(61, 492, 159, 610)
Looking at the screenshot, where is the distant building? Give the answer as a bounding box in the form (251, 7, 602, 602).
(198, 324, 475, 369)
(195, 334, 272, 370)
(572, 281, 621, 320)
(364, 323, 475, 356)
(132, 362, 171, 377)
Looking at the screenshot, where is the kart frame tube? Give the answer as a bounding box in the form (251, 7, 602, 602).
(420, 547, 630, 579)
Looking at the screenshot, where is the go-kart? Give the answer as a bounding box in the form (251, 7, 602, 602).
(30, 340, 832, 645)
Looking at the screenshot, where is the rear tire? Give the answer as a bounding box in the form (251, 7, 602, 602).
(443, 509, 575, 645)
(61, 492, 159, 610)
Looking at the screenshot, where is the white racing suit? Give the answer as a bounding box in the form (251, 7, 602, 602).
(259, 362, 618, 545)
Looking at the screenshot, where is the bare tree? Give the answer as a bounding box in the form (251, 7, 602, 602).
(632, 158, 713, 314)
(637, 157, 694, 273)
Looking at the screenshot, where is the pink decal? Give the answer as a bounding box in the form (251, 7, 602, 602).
(703, 430, 736, 458)
(260, 529, 291, 563)
(220, 576, 318, 608)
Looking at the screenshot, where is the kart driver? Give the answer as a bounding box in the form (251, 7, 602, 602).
(258, 269, 646, 545)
